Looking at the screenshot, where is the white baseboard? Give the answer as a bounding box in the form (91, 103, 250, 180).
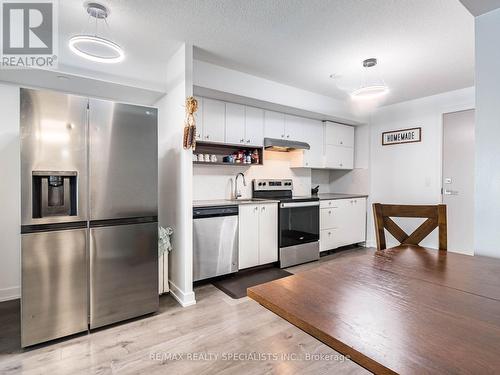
(365, 240, 376, 248)
(168, 280, 196, 307)
(0, 286, 20, 302)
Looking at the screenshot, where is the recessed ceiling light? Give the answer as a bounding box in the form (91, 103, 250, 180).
(69, 3, 124, 64)
(351, 58, 389, 99)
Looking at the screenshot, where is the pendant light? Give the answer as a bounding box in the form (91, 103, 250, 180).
(69, 3, 124, 64)
(351, 58, 388, 99)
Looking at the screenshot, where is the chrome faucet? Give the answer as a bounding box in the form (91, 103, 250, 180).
(234, 172, 247, 199)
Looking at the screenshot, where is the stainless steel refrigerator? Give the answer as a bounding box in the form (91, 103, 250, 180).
(20, 88, 159, 347)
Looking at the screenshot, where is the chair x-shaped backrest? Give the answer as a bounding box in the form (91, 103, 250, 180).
(372, 203, 447, 251)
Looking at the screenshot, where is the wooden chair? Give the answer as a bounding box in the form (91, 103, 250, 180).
(372, 203, 447, 251)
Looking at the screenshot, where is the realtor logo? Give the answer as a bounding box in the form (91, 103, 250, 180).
(1, 0, 58, 68)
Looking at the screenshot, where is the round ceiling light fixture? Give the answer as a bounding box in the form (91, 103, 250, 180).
(69, 3, 125, 64)
(350, 58, 389, 99)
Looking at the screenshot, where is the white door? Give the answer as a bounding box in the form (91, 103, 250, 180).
(264, 111, 285, 139)
(442, 110, 475, 255)
(238, 205, 260, 269)
(258, 204, 278, 264)
(324, 145, 354, 169)
(202, 98, 225, 142)
(225, 103, 245, 145)
(284, 115, 304, 141)
(325, 122, 354, 147)
(303, 119, 324, 168)
(245, 106, 264, 146)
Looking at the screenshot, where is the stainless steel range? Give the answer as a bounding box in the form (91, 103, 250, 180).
(252, 179, 319, 268)
(20, 88, 159, 347)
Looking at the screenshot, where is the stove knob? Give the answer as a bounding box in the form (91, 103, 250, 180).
(258, 182, 262, 186)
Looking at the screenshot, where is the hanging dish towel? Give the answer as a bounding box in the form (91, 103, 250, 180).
(159, 226, 173, 257)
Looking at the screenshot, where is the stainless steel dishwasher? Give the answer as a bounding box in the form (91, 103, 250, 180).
(193, 205, 239, 281)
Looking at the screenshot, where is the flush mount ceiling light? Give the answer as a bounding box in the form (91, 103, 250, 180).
(69, 3, 124, 64)
(350, 58, 389, 99)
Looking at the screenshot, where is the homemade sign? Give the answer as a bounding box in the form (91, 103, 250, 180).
(382, 127, 421, 146)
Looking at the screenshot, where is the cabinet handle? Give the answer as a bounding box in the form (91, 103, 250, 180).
(328, 232, 331, 235)
(206, 135, 210, 140)
(328, 201, 332, 205)
(340, 141, 343, 145)
(305, 162, 309, 166)
(281, 134, 285, 138)
(247, 139, 250, 143)
(254, 207, 259, 212)
(240, 138, 244, 143)
(262, 206, 266, 211)
(329, 210, 332, 214)
(287, 134, 290, 138)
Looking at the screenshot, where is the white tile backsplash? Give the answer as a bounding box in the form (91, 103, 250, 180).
(193, 150, 312, 200)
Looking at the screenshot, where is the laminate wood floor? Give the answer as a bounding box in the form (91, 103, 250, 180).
(0, 248, 369, 375)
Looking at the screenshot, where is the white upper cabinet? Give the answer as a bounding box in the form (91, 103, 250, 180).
(325, 145, 354, 169)
(302, 118, 324, 168)
(202, 98, 225, 143)
(194, 96, 203, 141)
(245, 106, 264, 147)
(324, 122, 355, 170)
(264, 110, 286, 139)
(325, 122, 354, 147)
(284, 115, 304, 140)
(225, 103, 246, 145)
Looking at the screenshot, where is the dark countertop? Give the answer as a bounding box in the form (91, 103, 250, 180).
(316, 193, 368, 200)
(193, 198, 280, 208)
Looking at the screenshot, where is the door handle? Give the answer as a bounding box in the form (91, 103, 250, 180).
(444, 189, 459, 196)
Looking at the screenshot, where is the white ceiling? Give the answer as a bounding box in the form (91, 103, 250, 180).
(55, 0, 474, 106)
(459, 0, 500, 15)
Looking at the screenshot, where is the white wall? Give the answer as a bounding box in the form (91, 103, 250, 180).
(193, 60, 366, 124)
(0, 84, 20, 301)
(367, 87, 475, 249)
(475, 9, 500, 258)
(156, 44, 196, 306)
(193, 151, 311, 200)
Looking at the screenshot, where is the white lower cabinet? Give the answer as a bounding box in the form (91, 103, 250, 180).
(320, 198, 366, 252)
(239, 203, 278, 269)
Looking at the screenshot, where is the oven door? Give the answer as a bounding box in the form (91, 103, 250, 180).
(279, 201, 320, 248)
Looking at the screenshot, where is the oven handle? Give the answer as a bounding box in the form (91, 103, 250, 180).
(280, 201, 320, 208)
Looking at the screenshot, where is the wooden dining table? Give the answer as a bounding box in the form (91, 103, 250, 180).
(248, 246, 500, 374)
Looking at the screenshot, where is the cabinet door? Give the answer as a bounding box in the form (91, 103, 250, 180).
(245, 106, 264, 146)
(347, 198, 367, 245)
(325, 122, 354, 147)
(325, 145, 354, 169)
(302, 119, 324, 168)
(238, 205, 260, 269)
(264, 110, 285, 139)
(284, 115, 304, 141)
(320, 206, 339, 230)
(194, 96, 203, 141)
(320, 228, 337, 252)
(225, 103, 246, 145)
(258, 204, 278, 264)
(203, 98, 225, 142)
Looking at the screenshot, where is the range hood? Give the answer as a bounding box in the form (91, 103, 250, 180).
(264, 138, 310, 152)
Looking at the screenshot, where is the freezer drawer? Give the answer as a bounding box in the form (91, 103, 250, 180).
(90, 222, 159, 329)
(89, 99, 158, 220)
(21, 229, 88, 347)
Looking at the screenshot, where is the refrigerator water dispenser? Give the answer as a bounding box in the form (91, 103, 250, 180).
(32, 171, 77, 218)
